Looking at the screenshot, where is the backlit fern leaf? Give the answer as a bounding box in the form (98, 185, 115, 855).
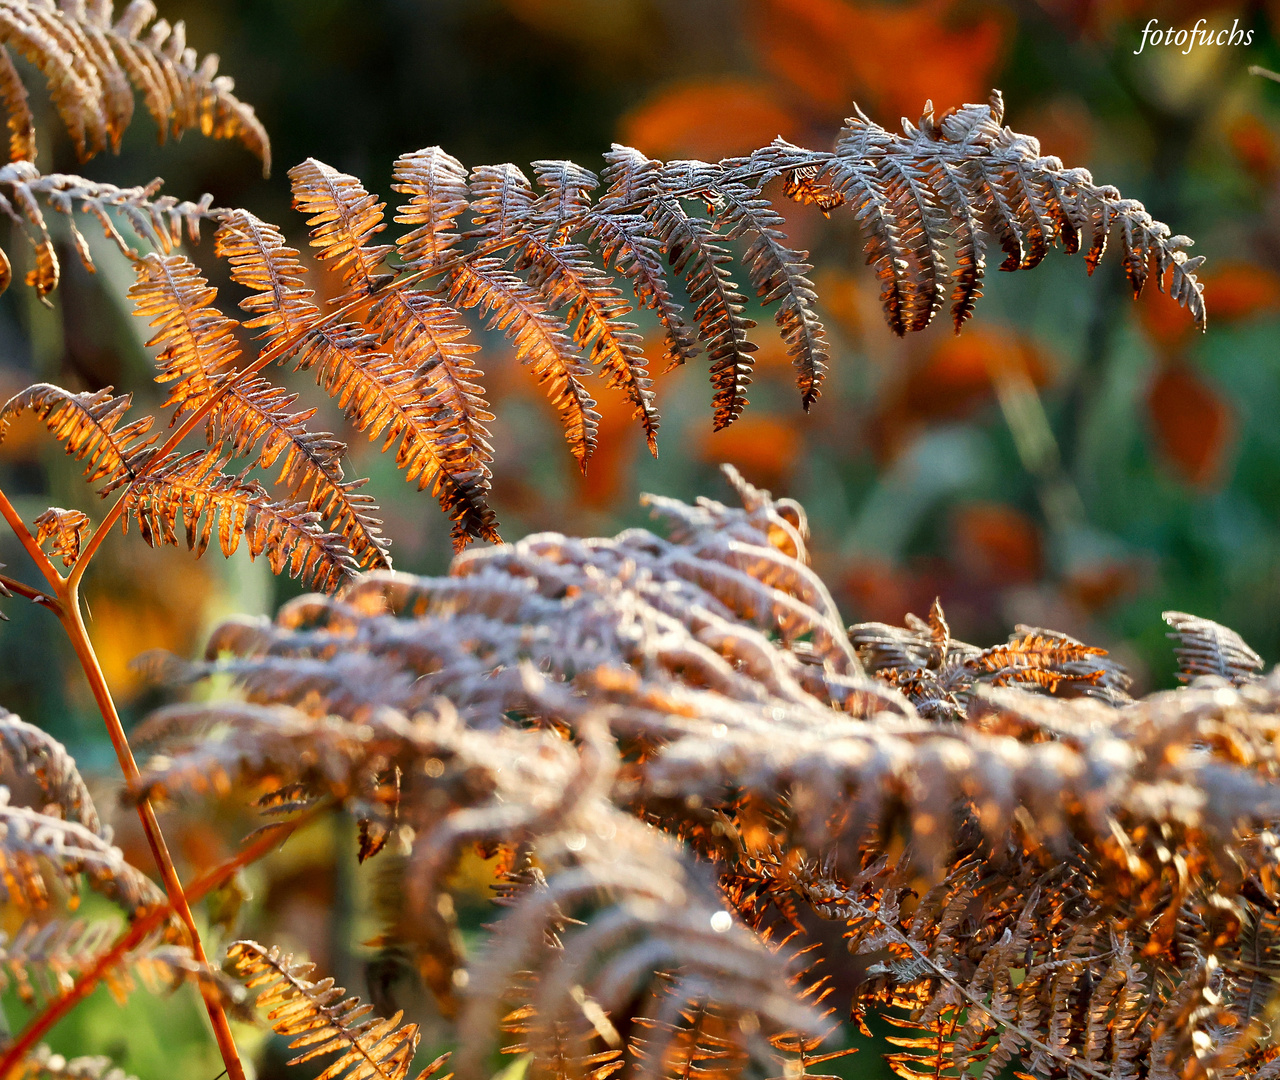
(33, 507, 90, 567)
(445, 256, 600, 464)
(0, 384, 157, 494)
(227, 940, 424, 1080)
(122, 449, 357, 591)
(284, 161, 499, 545)
(0, 0, 267, 169)
(129, 252, 242, 417)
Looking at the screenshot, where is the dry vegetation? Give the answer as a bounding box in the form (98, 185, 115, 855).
(0, 3, 1271, 1080)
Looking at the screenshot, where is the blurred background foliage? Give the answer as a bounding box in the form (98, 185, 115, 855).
(5, 0, 1280, 1075)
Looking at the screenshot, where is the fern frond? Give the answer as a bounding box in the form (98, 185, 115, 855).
(0, 916, 197, 1007)
(0, 43, 34, 162)
(0, 164, 215, 300)
(0, 787, 163, 917)
(207, 375, 390, 571)
(128, 252, 242, 418)
(644, 157, 758, 428)
(122, 449, 358, 591)
(5, 1043, 137, 1080)
(267, 167, 499, 545)
(706, 177, 829, 408)
(33, 508, 90, 568)
(0, 707, 102, 836)
(227, 939, 423, 1080)
(517, 231, 659, 453)
(0, 384, 157, 494)
(1162, 610, 1264, 685)
(0, 0, 268, 170)
(445, 256, 600, 464)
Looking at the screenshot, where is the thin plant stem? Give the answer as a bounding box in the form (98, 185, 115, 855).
(0, 487, 60, 592)
(0, 572, 60, 614)
(0, 811, 316, 1080)
(54, 582, 247, 1080)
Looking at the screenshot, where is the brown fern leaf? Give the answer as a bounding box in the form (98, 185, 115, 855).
(0, 384, 157, 494)
(706, 177, 829, 409)
(0, 916, 201, 1009)
(445, 256, 600, 464)
(0, 788, 163, 917)
(290, 157, 393, 295)
(33, 507, 90, 567)
(597, 147, 699, 368)
(0, 0, 268, 170)
(643, 157, 758, 428)
(518, 234, 658, 453)
(280, 165, 499, 544)
(122, 449, 358, 591)
(0, 164, 216, 303)
(141, 235, 387, 565)
(206, 375, 390, 571)
(128, 252, 241, 418)
(0, 707, 102, 836)
(215, 209, 489, 551)
(227, 939, 423, 1080)
(754, 94, 1204, 333)
(1162, 610, 1265, 685)
(0, 43, 35, 162)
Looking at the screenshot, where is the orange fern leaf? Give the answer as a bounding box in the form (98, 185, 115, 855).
(0, 384, 157, 494)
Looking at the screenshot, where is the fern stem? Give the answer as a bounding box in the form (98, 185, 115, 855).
(0, 812, 314, 1080)
(0, 485, 62, 592)
(53, 583, 247, 1080)
(0, 572, 60, 614)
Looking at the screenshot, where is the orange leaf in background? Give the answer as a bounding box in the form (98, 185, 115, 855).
(698, 413, 800, 491)
(576, 382, 644, 509)
(1013, 96, 1095, 172)
(953, 503, 1042, 586)
(814, 267, 866, 340)
(1139, 270, 1200, 349)
(1145, 360, 1235, 488)
(749, 0, 1008, 124)
(907, 328, 1051, 419)
(1227, 113, 1280, 184)
(1200, 261, 1280, 322)
(871, 326, 1052, 461)
(1062, 560, 1143, 614)
(620, 78, 799, 161)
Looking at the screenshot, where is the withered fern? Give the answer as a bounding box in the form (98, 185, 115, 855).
(108, 466, 1280, 1080)
(0, 4, 1228, 1079)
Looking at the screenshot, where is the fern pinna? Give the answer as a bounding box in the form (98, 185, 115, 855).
(93, 467, 1280, 1080)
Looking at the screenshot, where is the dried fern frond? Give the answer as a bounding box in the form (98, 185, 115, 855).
(4, 1043, 137, 1080)
(227, 940, 425, 1080)
(0, 384, 157, 494)
(1163, 610, 1265, 685)
(33, 508, 90, 567)
(135, 464, 1280, 1079)
(122, 449, 358, 591)
(0, 916, 201, 1008)
(0, 707, 102, 835)
(0, 162, 216, 299)
(0, 786, 164, 917)
(0, 0, 268, 170)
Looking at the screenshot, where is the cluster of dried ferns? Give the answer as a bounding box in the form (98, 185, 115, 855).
(38, 466, 1258, 1080)
(0, 3, 1234, 1080)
